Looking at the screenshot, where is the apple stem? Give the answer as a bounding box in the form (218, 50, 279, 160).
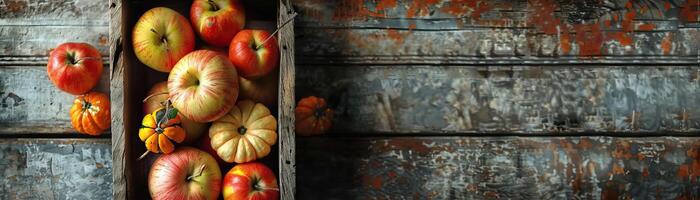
(254, 12, 298, 50)
(259, 186, 280, 191)
(143, 92, 169, 103)
(207, 0, 219, 11)
(187, 164, 207, 181)
(71, 56, 99, 65)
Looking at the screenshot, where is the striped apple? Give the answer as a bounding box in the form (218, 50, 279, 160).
(168, 50, 239, 122)
(133, 7, 195, 72)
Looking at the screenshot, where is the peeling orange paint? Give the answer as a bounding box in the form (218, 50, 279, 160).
(609, 32, 633, 46)
(441, 0, 491, 21)
(5, 0, 27, 12)
(332, 0, 384, 20)
(386, 29, 405, 44)
(375, 0, 397, 12)
(661, 33, 673, 55)
(574, 23, 603, 57)
(622, 11, 637, 32)
(637, 23, 656, 31)
(560, 27, 571, 55)
(680, 0, 700, 22)
(406, 0, 440, 18)
(528, 0, 561, 35)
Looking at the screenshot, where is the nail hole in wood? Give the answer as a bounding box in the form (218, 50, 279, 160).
(282, 45, 287, 50)
(110, 3, 116, 8)
(285, 160, 291, 164)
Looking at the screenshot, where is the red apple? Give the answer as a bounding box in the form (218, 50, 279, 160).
(228, 30, 279, 80)
(238, 72, 278, 107)
(133, 7, 195, 72)
(47, 42, 103, 95)
(149, 147, 222, 200)
(143, 81, 208, 144)
(190, 0, 245, 46)
(223, 162, 279, 200)
(168, 50, 239, 122)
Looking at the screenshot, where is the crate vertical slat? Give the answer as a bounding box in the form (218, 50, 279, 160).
(277, 0, 296, 199)
(109, 0, 130, 199)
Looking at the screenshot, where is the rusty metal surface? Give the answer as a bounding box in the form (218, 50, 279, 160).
(298, 66, 700, 134)
(294, 0, 700, 64)
(298, 136, 700, 199)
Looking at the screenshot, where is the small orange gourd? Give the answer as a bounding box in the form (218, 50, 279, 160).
(70, 92, 111, 136)
(139, 106, 186, 154)
(295, 96, 333, 136)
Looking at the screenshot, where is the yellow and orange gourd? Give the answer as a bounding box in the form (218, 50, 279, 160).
(139, 107, 186, 154)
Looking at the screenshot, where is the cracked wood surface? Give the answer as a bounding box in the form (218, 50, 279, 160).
(298, 136, 700, 199)
(0, 1, 113, 199)
(0, 139, 112, 199)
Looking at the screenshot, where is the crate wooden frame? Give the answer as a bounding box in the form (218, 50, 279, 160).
(109, 0, 296, 199)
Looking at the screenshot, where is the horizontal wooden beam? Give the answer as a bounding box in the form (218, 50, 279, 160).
(293, 0, 700, 24)
(295, 28, 700, 58)
(0, 0, 108, 26)
(0, 66, 110, 135)
(0, 138, 112, 199)
(297, 66, 700, 134)
(297, 136, 700, 199)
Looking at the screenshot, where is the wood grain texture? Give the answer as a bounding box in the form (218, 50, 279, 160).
(0, 0, 110, 134)
(297, 66, 700, 134)
(293, 0, 700, 63)
(0, 0, 108, 26)
(297, 136, 700, 199)
(0, 138, 112, 200)
(0, 25, 109, 57)
(278, 0, 296, 199)
(0, 65, 110, 135)
(109, 0, 128, 199)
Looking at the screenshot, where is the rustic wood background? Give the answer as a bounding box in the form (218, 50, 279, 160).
(292, 0, 700, 199)
(0, 0, 112, 199)
(1, 0, 699, 199)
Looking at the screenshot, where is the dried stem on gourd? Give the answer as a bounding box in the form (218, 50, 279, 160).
(138, 93, 173, 161)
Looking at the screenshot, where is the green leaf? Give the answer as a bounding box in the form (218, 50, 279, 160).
(155, 109, 166, 121)
(167, 108, 178, 119)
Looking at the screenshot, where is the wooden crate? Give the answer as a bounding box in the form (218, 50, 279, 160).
(109, 0, 296, 199)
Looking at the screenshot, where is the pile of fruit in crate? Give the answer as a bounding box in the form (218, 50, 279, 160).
(46, 0, 336, 199)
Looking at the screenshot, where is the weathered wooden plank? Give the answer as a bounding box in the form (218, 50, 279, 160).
(295, 28, 700, 63)
(109, 0, 128, 198)
(297, 66, 700, 134)
(293, 0, 700, 60)
(294, 0, 700, 25)
(0, 138, 112, 200)
(297, 136, 700, 199)
(0, 26, 110, 56)
(0, 0, 108, 26)
(278, 0, 296, 199)
(0, 66, 110, 134)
